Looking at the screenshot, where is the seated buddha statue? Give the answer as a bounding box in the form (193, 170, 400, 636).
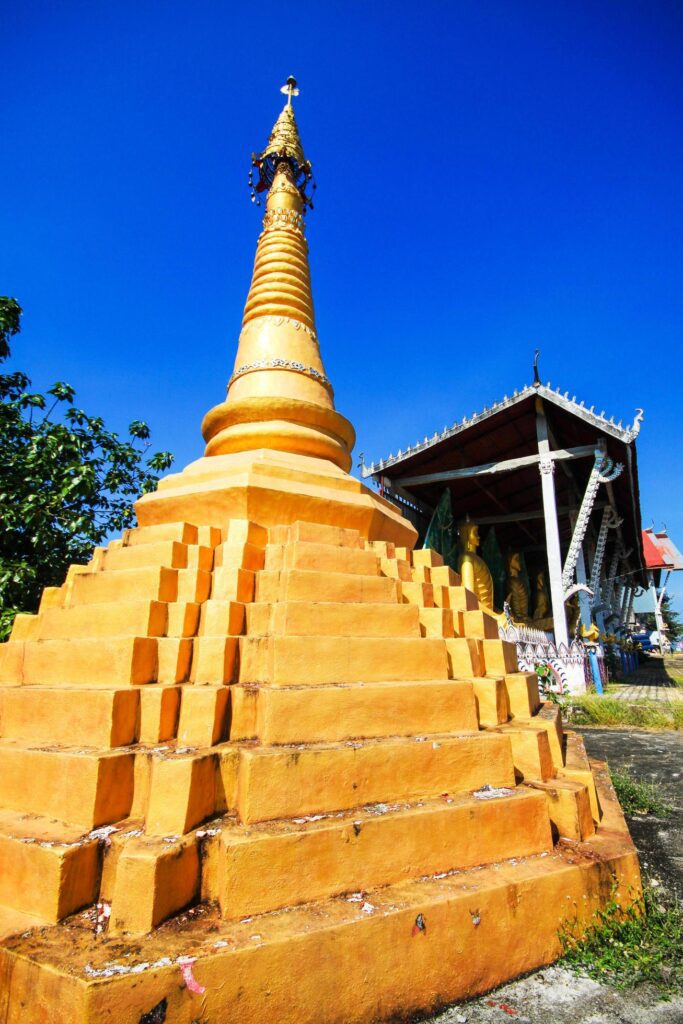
(457, 520, 495, 611)
(565, 595, 581, 638)
(505, 551, 530, 622)
(532, 571, 554, 630)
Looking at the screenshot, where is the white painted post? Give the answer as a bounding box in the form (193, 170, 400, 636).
(648, 570, 667, 656)
(575, 546, 593, 630)
(536, 400, 570, 650)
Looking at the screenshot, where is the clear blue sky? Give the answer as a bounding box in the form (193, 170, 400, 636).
(3, 1, 682, 607)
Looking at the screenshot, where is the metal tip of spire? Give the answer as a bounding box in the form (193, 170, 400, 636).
(533, 349, 541, 386)
(280, 76, 300, 105)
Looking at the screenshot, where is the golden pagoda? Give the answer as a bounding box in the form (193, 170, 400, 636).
(0, 80, 639, 1024)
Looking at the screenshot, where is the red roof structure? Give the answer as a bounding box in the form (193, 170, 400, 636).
(642, 528, 683, 573)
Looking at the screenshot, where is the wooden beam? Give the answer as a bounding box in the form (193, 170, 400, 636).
(395, 445, 596, 487)
(471, 501, 608, 527)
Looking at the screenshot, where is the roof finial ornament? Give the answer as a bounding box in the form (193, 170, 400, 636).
(533, 349, 541, 387)
(280, 75, 300, 107)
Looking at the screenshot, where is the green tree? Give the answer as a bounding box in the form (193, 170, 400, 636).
(0, 298, 173, 640)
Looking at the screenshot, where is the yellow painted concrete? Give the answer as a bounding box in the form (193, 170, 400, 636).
(145, 752, 217, 835)
(470, 677, 509, 726)
(0, 811, 100, 922)
(138, 686, 180, 743)
(236, 732, 516, 823)
(0, 687, 139, 747)
(0, 741, 134, 828)
(109, 833, 200, 935)
(230, 679, 479, 744)
(217, 790, 552, 919)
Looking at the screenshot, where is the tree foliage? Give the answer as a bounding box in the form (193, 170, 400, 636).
(0, 297, 173, 640)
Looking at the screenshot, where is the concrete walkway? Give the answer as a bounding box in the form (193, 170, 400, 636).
(609, 655, 683, 703)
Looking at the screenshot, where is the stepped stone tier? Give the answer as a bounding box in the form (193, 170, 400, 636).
(0, 82, 640, 1024)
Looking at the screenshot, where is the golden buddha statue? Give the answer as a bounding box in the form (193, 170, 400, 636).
(532, 571, 550, 621)
(505, 551, 529, 622)
(581, 621, 600, 643)
(565, 594, 580, 637)
(458, 520, 495, 610)
(532, 570, 554, 630)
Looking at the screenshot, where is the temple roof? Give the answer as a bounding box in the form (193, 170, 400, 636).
(362, 378, 646, 584)
(362, 382, 644, 478)
(643, 528, 683, 571)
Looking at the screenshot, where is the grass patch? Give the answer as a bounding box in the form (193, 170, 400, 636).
(563, 695, 683, 730)
(611, 766, 672, 817)
(560, 884, 682, 998)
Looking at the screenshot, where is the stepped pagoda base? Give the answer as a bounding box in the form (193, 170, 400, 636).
(0, 761, 638, 1024)
(136, 449, 415, 547)
(0, 83, 641, 1024)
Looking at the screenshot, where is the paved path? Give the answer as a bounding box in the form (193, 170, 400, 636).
(608, 655, 683, 703)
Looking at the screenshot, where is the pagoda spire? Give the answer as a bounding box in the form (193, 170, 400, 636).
(202, 78, 354, 472)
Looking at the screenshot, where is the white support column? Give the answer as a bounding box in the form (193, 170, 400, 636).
(536, 400, 569, 650)
(619, 582, 631, 630)
(625, 587, 636, 630)
(575, 546, 593, 630)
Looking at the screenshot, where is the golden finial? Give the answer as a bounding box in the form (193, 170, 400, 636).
(248, 76, 315, 208)
(280, 75, 300, 107)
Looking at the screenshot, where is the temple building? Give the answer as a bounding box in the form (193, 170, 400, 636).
(639, 526, 683, 652)
(0, 82, 641, 1023)
(363, 378, 648, 692)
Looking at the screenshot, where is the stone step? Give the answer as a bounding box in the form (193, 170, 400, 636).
(505, 672, 541, 718)
(230, 679, 479, 744)
(245, 601, 421, 638)
(470, 676, 509, 726)
(256, 568, 400, 605)
(0, 809, 101, 922)
(270, 521, 364, 549)
(68, 566, 178, 606)
(526, 777, 595, 841)
(445, 637, 484, 677)
(0, 687, 139, 747)
(559, 730, 601, 821)
(101, 540, 191, 572)
(238, 635, 448, 686)
(2, 637, 158, 687)
(265, 541, 379, 576)
(144, 747, 219, 835)
(108, 829, 203, 936)
(417, 608, 455, 638)
(529, 702, 564, 767)
(488, 723, 555, 783)
(462, 610, 500, 640)
(0, 725, 641, 1024)
(215, 789, 553, 920)
(0, 904, 46, 943)
(444, 586, 479, 612)
(0, 740, 134, 828)
(122, 521, 200, 547)
(481, 639, 519, 675)
(235, 732, 515, 823)
(35, 600, 167, 640)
